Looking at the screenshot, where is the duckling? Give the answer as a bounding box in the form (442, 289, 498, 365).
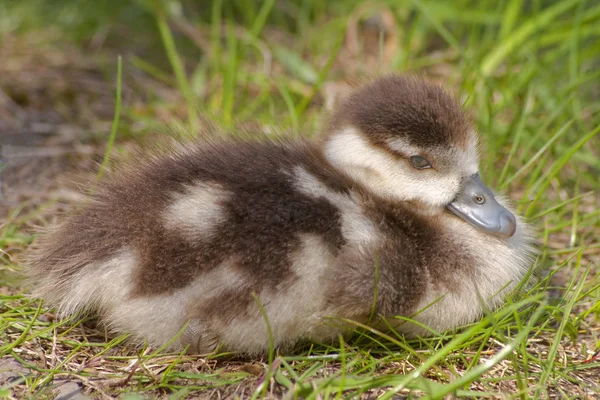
(26, 75, 534, 354)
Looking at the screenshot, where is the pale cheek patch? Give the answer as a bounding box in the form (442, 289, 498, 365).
(324, 128, 393, 186)
(324, 128, 416, 200)
(403, 172, 460, 208)
(324, 128, 460, 208)
(163, 182, 231, 240)
(386, 135, 482, 207)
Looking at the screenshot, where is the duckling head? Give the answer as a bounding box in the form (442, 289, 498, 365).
(324, 75, 516, 237)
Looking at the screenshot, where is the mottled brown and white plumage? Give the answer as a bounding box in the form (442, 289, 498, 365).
(26, 75, 534, 354)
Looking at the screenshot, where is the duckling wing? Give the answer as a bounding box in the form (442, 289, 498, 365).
(25, 139, 354, 350)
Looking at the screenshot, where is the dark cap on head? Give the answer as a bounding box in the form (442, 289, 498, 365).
(330, 75, 473, 149)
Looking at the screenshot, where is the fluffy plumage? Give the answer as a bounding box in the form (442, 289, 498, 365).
(26, 75, 534, 354)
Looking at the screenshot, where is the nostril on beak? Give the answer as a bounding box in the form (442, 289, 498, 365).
(500, 212, 517, 237)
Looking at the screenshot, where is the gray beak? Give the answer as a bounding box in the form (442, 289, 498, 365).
(446, 174, 517, 238)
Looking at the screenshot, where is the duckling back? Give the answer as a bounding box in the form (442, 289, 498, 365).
(26, 140, 381, 353)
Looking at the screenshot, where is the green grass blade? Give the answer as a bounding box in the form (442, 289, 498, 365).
(428, 302, 546, 399)
(500, 119, 573, 189)
(481, 0, 581, 76)
(250, 0, 274, 37)
(533, 261, 589, 399)
(525, 124, 600, 216)
(98, 56, 122, 181)
(153, 0, 198, 128)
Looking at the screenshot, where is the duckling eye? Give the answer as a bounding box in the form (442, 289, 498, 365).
(409, 155, 431, 170)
